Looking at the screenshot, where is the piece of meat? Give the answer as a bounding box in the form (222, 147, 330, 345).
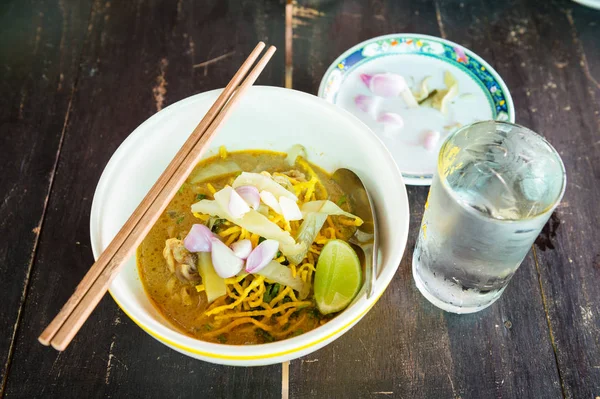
(163, 238, 200, 283)
(283, 169, 307, 182)
(272, 175, 293, 191)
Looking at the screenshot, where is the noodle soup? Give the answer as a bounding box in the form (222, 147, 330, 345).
(137, 148, 362, 345)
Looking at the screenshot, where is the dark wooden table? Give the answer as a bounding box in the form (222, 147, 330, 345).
(1, 0, 599, 398)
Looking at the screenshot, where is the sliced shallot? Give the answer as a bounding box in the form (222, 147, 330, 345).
(210, 237, 244, 278)
(228, 188, 251, 218)
(378, 113, 405, 137)
(235, 185, 260, 210)
(183, 224, 214, 253)
(354, 94, 373, 113)
(361, 72, 408, 97)
(423, 130, 441, 151)
(279, 196, 302, 221)
(377, 112, 404, 129)
(354, 95, 381, 118)
(246, 239, 280, 273)
(231, 239, 253, 260)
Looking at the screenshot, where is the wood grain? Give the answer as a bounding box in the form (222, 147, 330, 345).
(496, 0, 600, 397)
(1, 0, 599, 397)
(41, 41, 269, 351)
(0, 0, 93, 392)
(289, 0, 565, 398)
(2, 0, 283, 397)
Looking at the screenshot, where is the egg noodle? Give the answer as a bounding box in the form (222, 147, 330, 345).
(192, 162, 354, 340)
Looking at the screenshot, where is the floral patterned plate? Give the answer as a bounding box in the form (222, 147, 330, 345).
(318, 34, 515, 186)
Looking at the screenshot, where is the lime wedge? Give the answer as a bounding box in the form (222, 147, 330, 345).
(314, 239, 362, 315)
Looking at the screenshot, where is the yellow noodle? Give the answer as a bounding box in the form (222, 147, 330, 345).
(250, 233, 260, 248)
(271, 314, 308, 338)
(269, 286, 291, 308)
(283, 220, 292, 232)
(309, 246, 321, 255)
(204, 317, 272, 338)
(338, 216, 364, 226)
(226, 285, 239, 300)
(248, 287, 265, 307)
(214, 301, 311, 320)
(195, 284, 205, 292)
(247, 283, 265, 304)
(225, 233, 239, 246)
(193, 212, 210, 221)
(219, 226, 241, 237)
(206, 276, 265, 316)
(328, 227, 337, 239)
(277, 308, 297, 326)
(304, 177, 318, 202)
(299, 263, 316, 272)
(206, 296, 227, 312)
(291, 264, 297, 278)
(233, 282, 245, 296)
(289, 289, 299, 302)
(326, 216, 335, 229)
(219, 145, 228, 159)
(207, 183, 216, 195)
(224, 274, 247, 284)
(274, 255, 286, 263)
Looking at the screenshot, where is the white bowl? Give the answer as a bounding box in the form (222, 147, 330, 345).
(90, 86, 409, 366)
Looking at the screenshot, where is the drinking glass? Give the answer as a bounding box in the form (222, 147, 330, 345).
(412, 121, 566, 313)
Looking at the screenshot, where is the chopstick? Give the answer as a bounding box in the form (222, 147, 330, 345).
(39, 43, 276, 351)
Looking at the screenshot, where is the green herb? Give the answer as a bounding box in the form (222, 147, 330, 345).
(293, 329, 304, 336)
(263, 283, 281, 303)
(255, 329, 275, 343)
(178, 183, 187, 194)
(308, 307, 321, 319)
(210, 218, 226, 232)
(217, 334, 227, 343)
(195, 193, 207, 201)
(203, 324, 213, 331)
(176, 216, 185, 224)
(276, 251, 282, 258)
(337, 195, 347, 206)
(418, 89, 438, 105)
(258, 236, 266, 244)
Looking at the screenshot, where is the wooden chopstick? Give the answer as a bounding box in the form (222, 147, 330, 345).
(39, 43, 276, 350)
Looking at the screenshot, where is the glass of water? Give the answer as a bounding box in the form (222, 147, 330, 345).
(412, 121, 566, 314)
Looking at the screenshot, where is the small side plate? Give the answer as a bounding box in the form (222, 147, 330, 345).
(318, 33, 515, 186)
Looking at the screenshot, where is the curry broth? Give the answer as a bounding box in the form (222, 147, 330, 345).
(137, 150, 351, 345)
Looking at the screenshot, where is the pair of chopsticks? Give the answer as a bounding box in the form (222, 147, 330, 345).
(39, 42, 276, 351)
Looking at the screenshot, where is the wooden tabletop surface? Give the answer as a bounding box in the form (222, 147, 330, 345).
(1, 0, 599, 398)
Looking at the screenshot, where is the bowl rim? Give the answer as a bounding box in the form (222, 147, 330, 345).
(89, 86, 410, 362)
